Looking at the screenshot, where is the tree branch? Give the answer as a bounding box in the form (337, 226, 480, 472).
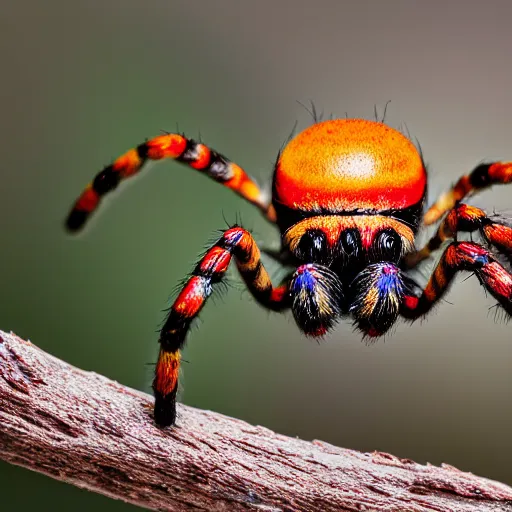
(1, 330, 511, 512)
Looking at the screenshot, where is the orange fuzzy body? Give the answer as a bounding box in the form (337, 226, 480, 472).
(274, 119, 426, 213)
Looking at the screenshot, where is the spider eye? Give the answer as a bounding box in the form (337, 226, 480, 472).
(373, 229, 402, 262)
(339, 229, 361, 258)
(296, 229, 328, 262)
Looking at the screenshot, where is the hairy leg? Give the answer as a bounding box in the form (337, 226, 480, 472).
(401, 241, 512, 319)
(405, 203, 512, 268)
(154, 226, 289, 426)
(425, 162, 512, 225)
(66, 134, 276, 231)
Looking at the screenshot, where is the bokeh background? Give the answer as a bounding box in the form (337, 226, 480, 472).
(2, 0, 512, 509)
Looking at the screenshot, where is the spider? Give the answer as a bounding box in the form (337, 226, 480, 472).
(65, 117, 512, 427)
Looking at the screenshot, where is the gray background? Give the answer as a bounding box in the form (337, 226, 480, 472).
(1, 1, 512, 509)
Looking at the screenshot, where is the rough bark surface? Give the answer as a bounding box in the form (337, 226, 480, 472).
(0, 330, 511, 512)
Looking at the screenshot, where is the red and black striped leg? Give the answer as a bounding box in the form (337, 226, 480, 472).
(405, 203, 512, 268)
(401, 241, 512, 319)
(66, 134, 276, 232)
(425, 161, 512, 224)
(153, 226, 289, 427)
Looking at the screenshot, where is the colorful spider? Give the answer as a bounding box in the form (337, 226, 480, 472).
(66, 117, 512, 427)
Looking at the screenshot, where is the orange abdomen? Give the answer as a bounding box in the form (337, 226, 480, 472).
(274, 119, 427, 213)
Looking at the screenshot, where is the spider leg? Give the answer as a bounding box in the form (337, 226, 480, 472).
(65, 134, 276, 231)
(401, 241, 512, 319)
(154, 226, 289, 427)
(425, 161, 512, 224)
(405, 203, 512, 268)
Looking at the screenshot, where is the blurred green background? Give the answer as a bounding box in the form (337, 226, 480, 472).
(2, 0, 512, 509)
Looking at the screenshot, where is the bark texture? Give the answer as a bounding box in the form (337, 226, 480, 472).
(0, 330, 511, 512)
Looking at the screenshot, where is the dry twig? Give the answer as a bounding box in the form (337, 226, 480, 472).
(1, 330, 511, 511)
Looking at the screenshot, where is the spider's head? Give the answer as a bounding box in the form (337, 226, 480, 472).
(274, 118, 427, 338)
(285, 216, 417, 338)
